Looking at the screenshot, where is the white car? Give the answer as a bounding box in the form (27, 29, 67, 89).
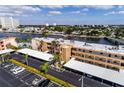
(10, 66, 19, 72)
(4, 64, 13, 68)
(32, 78, 43, 86)
(13, 68, 25, 74)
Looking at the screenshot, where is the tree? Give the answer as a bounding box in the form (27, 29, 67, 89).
(51, 40, 60, 54)
(42, 31, 49, 38)
(53, 53, 60, 63)
(16, 37, 22, 43)
(64, 27, 73, 35)
(38, 40, 43, 51)
(40, 62, 49, 73)
(27, 36, 32, 42)
(24, 54, 29, 65)
(52, 53, 61, 67)
(0, 55, 5, 63)
(0, 54, 11, 63)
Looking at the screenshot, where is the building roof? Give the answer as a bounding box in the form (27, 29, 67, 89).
(0, 49, 15, 55)
(64, 58, 124, 86)
(17, 48, 53, 61)
(34, 37, 124, 55)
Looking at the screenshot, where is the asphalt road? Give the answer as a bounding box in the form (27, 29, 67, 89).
(11, 53, 110, 87)
(0, 67, 28, 87)
(83, 77, 109, 87)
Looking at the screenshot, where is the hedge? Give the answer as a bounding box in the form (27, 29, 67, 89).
(9, 59, 75, 87)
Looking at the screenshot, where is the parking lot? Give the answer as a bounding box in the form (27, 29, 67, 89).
(0, 62, 61, 87)
(11, 53, 110, 87)
(11, 53, 83, 87)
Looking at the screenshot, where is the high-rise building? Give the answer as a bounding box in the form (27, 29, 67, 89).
(0, 17, 19, 28)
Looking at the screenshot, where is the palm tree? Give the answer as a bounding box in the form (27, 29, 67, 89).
(24, 54, 29, 65)
(40, 62, 49, 74)
(0, 54, 10, 63)
(51, 40, 60, 54)
(38, 40, 43, 51)
(42, 31, 49, 38)
(0, 55, 5, 63)
(53, 53, 60, 63)
(52, 53, 61, 67)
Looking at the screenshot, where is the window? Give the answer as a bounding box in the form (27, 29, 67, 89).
(108, 54, 111, 57)
(82, 55, 84, 57)
(0, 41, 3, 44)
(1, 45, 4, 47)
(121, 56, 124, 60)
(78, 49, 81, 51)
(121, 63, 124, 66)
(107, 60, 111, 63)
(89, 51, 92, 53)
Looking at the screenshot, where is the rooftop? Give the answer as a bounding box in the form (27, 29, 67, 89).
(17, 48, 53, 62)
(0, 49, 15, 55)
(0, 37, 16, 40)
(64, 58, 124, 86)
(34, 37, 124, 55)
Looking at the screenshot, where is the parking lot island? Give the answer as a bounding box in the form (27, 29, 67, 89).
(9, 59, 75, 87)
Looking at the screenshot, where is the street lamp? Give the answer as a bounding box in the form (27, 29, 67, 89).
(81, 75, 84, 87)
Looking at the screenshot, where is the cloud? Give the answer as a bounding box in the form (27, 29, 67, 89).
(70, 10, 87, 16)
(104, 10, 124, 16)
(0, 13, 15, 16)
(21, 6, 41, 12)
(40, 5, 68, 9)
(48, 11, 62, 15)
(118, 5, 123, 9)
(70, 11, 81, 14)
(82, 8, 89, 11)
(0, 6, 41, 17)
(73, 5, 114, 10)
(87, 5, 114, 10)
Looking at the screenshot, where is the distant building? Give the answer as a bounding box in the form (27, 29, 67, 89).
(0, 17, 19, 29)
(0, 37, 18, 50)
(53, 23, 57, 26)
(45, 23, 49, 26)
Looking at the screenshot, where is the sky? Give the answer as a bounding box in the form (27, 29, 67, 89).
(0, 5, 124, 25)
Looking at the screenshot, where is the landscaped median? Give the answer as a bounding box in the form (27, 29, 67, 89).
(9, 59, 75, 87)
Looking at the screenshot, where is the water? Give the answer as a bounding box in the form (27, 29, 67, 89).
(0, 32, 113, 45)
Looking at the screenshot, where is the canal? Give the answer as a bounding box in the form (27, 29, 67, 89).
(0, 32, 115, 45)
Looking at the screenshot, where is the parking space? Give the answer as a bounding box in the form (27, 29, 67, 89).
(48, 82, 61, 87)
(16, 70, 31, 78)
(0, 61, 61, 87)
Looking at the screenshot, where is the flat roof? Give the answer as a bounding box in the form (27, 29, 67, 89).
(17, 48, 53, 62)
(34, 37, 124, 55)
(0, 49, 15, 55)
(64, 58, 124, 86)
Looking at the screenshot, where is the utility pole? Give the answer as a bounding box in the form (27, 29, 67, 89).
(81, 75, 84, 87)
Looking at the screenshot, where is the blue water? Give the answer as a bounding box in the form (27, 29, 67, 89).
(0, 32, 113, 45)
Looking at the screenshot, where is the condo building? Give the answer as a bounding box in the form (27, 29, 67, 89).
(0, 17, 19, 29)
(31, 37, 124, 71)
(0, 37, 18, 50)
(31, 37, 124, 86)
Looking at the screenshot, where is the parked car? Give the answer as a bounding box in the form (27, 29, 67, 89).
(12, 67, 25, 74)
(32, 78, 43, 86)
(38, 79, 50, 87)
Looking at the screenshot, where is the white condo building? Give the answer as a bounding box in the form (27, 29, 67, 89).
(0, 17, 19, 28)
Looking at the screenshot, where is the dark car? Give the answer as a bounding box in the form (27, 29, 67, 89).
(38, 79, 50, 87)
